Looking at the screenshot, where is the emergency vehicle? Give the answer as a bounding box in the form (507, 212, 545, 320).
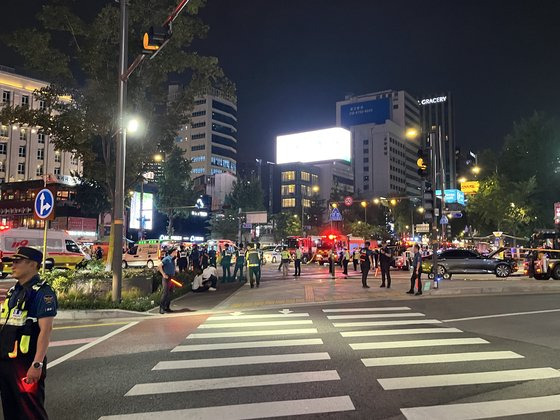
(122, 239, 162, 269)
(524, 229, 560, 280)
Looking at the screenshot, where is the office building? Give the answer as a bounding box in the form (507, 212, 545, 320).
(336, 90, 421, 199)
(192, 172, 237, 211)
(170, 85, 237, 177)
(0, 66, 82, 184)
(418, 93, 457, 190)
(279, 163, 320, 213)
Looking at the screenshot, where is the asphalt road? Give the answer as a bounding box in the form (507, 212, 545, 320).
(1, 293, 554, 419)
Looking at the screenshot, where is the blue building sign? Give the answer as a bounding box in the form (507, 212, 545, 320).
(436, 189, 465, 206)
(340, 98, 391, 127)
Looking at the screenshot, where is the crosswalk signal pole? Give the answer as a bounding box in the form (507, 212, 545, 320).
(429, 128, 439, 288)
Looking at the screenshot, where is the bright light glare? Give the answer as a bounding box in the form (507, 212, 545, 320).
(153, 153, 163, 162)
(458, 177, 467, 183)
(471, 166, 481, 175)
(390, 199, 397, 206)
(405, 128, 419, 139)
(312, 185, 320, 192)
(276, 127, 351, 164)
(373, 198, 380, 204)
(127, 118, 140, 133)
(361, 201, 367, 208)
(417, 207, 425, 213)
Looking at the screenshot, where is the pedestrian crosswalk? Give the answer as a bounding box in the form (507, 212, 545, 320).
(99, 310, 355, 419)
(328, 304, 560, 419)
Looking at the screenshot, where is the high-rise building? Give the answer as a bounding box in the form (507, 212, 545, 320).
(336, 90, 421, 199)
(418, 93, 456, 190)
(170, 85, 238, 177)
(279, 163, 320, 213)
(0, 66, 82, 184)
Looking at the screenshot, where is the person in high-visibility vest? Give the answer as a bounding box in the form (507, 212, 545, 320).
(342, 248, 351, 276)
(352, 249, 360, 271)
(233, 244, 245, 282)
(293, 247, 303, 277)
(280, 246, 291, 277)
(245, 244, 262, 288)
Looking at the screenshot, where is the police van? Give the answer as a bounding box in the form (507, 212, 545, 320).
(0, 227, 86, 277)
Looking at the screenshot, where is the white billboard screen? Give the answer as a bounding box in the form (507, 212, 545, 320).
(129, 192, 154, 230)
(276, 127, 351, 164)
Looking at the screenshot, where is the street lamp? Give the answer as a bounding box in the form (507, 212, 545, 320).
(417, 207, 425, 214)
(127, 118, 140, 133)
(361, 201, 367, 223)
(312, 185, 320, 193)
(390, 198, 397, 206)
(153, 153, 163, 162)
(405, 128, 419, 139)
(373, 198, 380, 205)
(458, 176, 467, 184)
(471, 166, 481, 175)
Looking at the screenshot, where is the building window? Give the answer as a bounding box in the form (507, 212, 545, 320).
(39, 100, 47, 110)
(191, 168, 205, 174)
(191, 155, 206, 162)
(282, 198, 295, 208)
(37, 148, 44, 160)
(281, 184, 295, 195)
(192, 110, 206, 117)
(363, 157, 369, 163)
(363, 185, 369, 191)
(54, 152, 61, 163)
(363, 139, 369, 145)
(36, 165, 43, 176)
(70, 154, 78, 165)
(363, 148, 369, 154)
(21, 95, 30, 107)
(301, 171, 310, 182)
(0, 125, 7, 137)
(0, 143, 5, 155)
(54, 166, 61, 175)
(191, 133, 206, 140)
(18, 145, 26, 158)
(37, 132, 45, 144)
(17, 162, 25, 175)
(191, 144, 205, 151)
(191, 122, 206, 128)
(363, 166, 369, 172)
(303, 199, 311, 208)
(312, 174, 319, 184)
(281, 171, 295, 181)
(19, 129, 27, 141)
(210, 168, 223, 175)
(2, 91, 11, 104)
(0, 161, 4, 172)
(194, 98, 206, 105)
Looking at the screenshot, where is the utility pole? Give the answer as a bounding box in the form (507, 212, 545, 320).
(111, 0, 128, 303)
(438, 125, 446, 243)
(429, 129, 439, 286)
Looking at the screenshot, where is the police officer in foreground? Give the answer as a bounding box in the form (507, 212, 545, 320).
(1, 247, 57, 420)
(245, 244, 261, 288)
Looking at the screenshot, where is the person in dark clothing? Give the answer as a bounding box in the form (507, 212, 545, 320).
(158, 249, 176, 313)
(177, 245, 188, 273)
(360, 242, 374, 288)
(190, 244, 201, 271)
(407, 244, 423, 295)
(379, 242, 392, 288)
(209, 246, 217, 267)
(233, 244, 245, 281)
(95, 246, 103, 260)
(352, 249, 360, 271)
(221, 246, 233, 282)
(201, 247, 209, 269)
(342, 248, 350, 276)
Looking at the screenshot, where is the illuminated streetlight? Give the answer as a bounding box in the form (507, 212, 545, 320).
(458, 176, 467, 184)
(127, 118, 140, 133)
(361, 201, 367, 208)
(312, 185, 320, 193)
(471, 166, 481, 175)
(153, 153, 163, 162)
(373, 198, 380, 205)
(417, 207, 425, 214)
(405, 128, 419, 139)
(390, 199, 397, 206)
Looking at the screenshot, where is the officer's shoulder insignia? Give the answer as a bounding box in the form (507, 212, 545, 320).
(43, 295, 55, 304)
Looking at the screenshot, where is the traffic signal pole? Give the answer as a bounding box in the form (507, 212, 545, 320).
(429, 129, 439, 287)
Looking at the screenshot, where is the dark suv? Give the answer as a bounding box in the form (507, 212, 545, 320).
(427, 249, 515, 278)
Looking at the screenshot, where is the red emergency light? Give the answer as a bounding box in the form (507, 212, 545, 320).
(0, 225, 10, 232)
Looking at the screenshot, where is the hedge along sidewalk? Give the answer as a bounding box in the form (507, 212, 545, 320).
(42, 260, 195, 314)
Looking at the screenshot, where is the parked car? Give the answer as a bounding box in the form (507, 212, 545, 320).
(422, 248, 516, 279)
(262, 245, 282, 263)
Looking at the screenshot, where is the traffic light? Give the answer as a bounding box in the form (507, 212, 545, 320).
(417, 149, 429, 178)
(142, 26, 172, 57)
(423, 188, 434, 222)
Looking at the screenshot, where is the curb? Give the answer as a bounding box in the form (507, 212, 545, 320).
(428, 285, 560, 296)
(56, 309, 156, 320)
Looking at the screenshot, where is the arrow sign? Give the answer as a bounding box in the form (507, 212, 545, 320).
(34, 188, 54, 220)
(279, 309, 293, 315)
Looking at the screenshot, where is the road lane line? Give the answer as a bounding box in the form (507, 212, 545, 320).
(350, 337, 489, 350)
(172, 338, 323, 352)
(327, 313, 424, 320)
(49, 337, 100, 347)
(197, 320, 313, 329)
(53, 321, 131, 330)
(334, 319, 442, 327)
(152, 352, 331, 370)
(187, 328, 318, 339)
(341, 327, 462, 337)
(207, 313, 309, 320)
(323, 307, 411, 312)
(401, 394, 560, 420)
(126, 370, 339, 396)
(380, 367, 560, 390)
(362, 351, 524, 367)
(443, 308, 560, 322)
(99, 395, 355, 420)
(48, 322, 138, 369)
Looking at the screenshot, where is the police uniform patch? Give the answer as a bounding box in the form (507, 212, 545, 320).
(43, 295, 54, 304)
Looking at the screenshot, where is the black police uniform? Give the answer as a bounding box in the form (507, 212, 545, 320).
(0, 274, 57, 420)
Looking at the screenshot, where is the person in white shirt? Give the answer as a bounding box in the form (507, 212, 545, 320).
(192, 266, 218, 292)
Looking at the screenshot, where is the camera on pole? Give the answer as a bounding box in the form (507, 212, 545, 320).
(142, 25, 172, 58)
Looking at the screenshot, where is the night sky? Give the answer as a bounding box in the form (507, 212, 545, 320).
(2, 0, 559, 164)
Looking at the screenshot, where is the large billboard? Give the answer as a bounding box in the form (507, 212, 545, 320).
(129, 192, 154, 230)
(339, 97, 390, 127)
(276, 127, 351, 164)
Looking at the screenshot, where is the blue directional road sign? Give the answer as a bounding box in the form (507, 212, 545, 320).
(330, 207, 343, 222)
(440, 215, 449, 225)
(34, 188, 55, 220)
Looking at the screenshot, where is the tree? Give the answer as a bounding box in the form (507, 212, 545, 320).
(74, 175, 111, 219)
(209, 213, 238, 240)
(155, 147, 195, 235)
(306, 195, 325, 228)
(272, 212, 302, 242)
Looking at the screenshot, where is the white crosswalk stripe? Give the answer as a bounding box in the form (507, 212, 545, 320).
(207, 313, 309, 320)
(334, 319, 442, 327)
(197, 319, 313, 329)
(126, 370, 340, 396)
(350, 337, 489, 350)
(186, 328, 318, 339)
(172, 338, 323, 352)
(323, 307, 411, 312)
(401, 394, 560, 420)
(341, 327, 462, 337)
(100, 396, 355, 420)
(379, 367, 560, 390)
(327, 312, 425, 320)
(362, 351, 524, 367)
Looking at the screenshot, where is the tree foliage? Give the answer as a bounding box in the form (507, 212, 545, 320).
(272, 212, 302, 241)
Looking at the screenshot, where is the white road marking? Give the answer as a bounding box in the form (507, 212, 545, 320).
(341, 328, 462, 337)
(443, 308, 560, 322)
(49, 337, 100, 347)
(380, 367, 560, 390)
(172, 338, 323, 352)
(197, 320, 313, 329)
(100, 395, 355, 420)
(350, 337, 489, 350)
(362, 351, 524, 367)
(187, 328, 318, 339)
(323, 307, 411, 312)
(48, 322, 138, 369)
(327, 312, 425, 320)
(152, 352, 331, 370)
(334, 319, 442, 328)
(208, 313, 309, 321)
(126, 370, 340, 396)
(401, 394, 560, 420)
